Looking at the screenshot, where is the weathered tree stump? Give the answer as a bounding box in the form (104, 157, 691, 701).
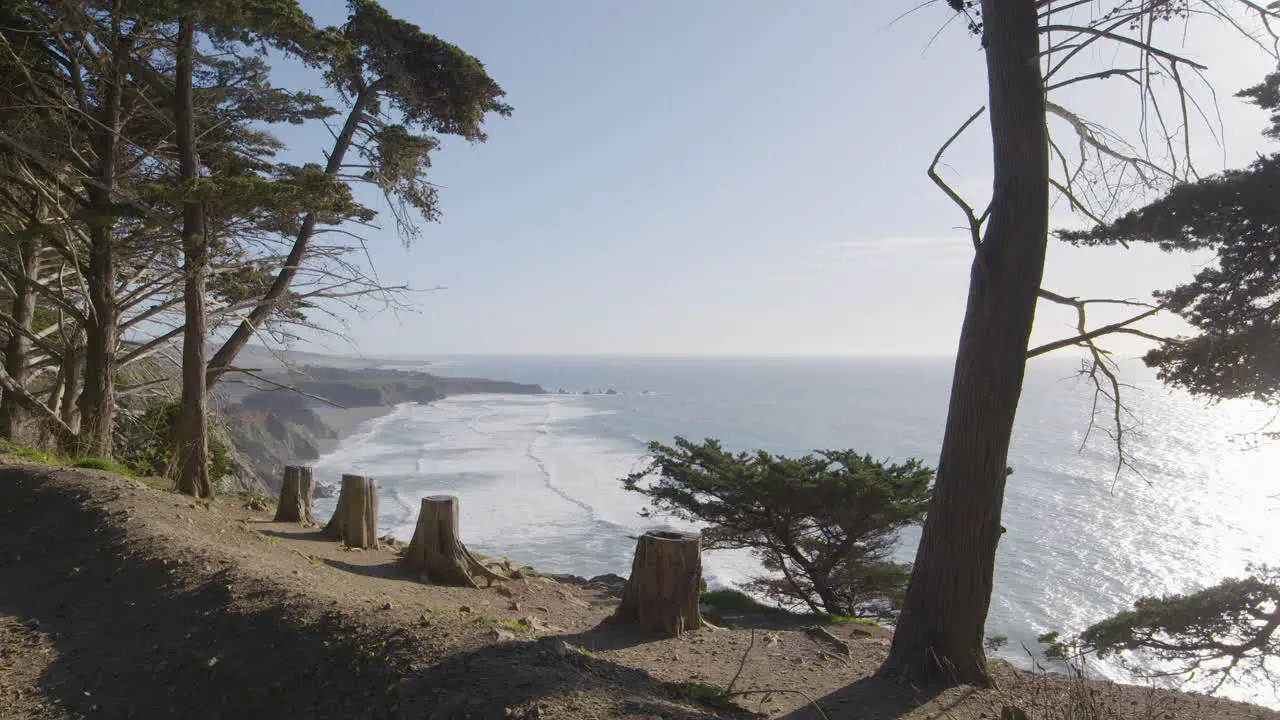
(273, 466, 315, 524)
(323, 474, 379, 549)
(610, 530, 703, 636)
(402, 496, 505, 588)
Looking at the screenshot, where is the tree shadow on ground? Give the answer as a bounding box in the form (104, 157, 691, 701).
(703, 610, 837, 633)
(0, 469, 751, 720)
(777, 676, 957, 720)
(320, 556, 416, 582)
(256, 526, 328, 541)
(559, 620, 664, 652)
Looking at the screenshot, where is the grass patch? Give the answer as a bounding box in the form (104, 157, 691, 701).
(676, 683, 736, 711)
(0, 440, 138, 478)
(700, 589, 788, 615)
(811, 613, 880, 627)
(68, 456, 135, 476)
(0, 439, 59, 465)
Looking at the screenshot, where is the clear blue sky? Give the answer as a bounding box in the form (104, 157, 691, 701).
(281, 1, 1274, 357)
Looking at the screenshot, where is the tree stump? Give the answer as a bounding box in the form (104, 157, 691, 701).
(273, 466, 315, 524)
(611, 530, 703, 636)
(403, 496, 505, 588)
(323, 474, 378, 549)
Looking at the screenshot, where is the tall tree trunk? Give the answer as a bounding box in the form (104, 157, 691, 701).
(205, 90, 371, 388)
(813, 582, 845, 617)
(77, 8, 127, 457)
(880, 0, 1049, 687)
(0, 231, 43, 442)
(172, 17, 211, 498)
(79, 233, 117, 456)
(58, 342, 82, 438)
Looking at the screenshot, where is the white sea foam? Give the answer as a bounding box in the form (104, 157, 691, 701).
(313, 392, 757, 585)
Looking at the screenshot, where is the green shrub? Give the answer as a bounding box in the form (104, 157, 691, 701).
(1068, 564, 1280, 693)
(700, 589, 787, 615)
(116, 400, 234, 481)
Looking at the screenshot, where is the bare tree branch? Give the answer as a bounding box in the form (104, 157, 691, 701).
(927, 107, 990, 273)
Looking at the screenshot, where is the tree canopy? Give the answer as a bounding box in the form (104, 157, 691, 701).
(0, 0, 510, 491)
(1069, 566, 1280, 693)
(1059, 70, 1280, 408)
(623, 437, 934, 616)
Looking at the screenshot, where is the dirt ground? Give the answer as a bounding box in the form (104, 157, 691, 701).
(1, 460, 1277, 720)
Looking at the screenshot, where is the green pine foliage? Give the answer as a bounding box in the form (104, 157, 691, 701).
(623, 437, 933, 617)
(0, 0, 512, 492)
(1067, 565, 1280, 692)
(1059, 70, 1280, 409)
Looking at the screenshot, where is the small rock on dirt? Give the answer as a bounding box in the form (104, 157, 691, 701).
(457, 605, 473, 613)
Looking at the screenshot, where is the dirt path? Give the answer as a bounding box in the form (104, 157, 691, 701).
(1, 460, 1276, 719)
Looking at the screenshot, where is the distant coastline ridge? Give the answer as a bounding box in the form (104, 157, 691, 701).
(220, 363, 545, 495)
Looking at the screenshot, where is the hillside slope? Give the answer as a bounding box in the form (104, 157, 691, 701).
(1, 462, 1276, 720)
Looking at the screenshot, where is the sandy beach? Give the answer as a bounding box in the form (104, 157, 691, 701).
(310, 403, 400, 455)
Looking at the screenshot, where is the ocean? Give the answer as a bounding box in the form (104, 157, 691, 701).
(312, 355, 1280, 705)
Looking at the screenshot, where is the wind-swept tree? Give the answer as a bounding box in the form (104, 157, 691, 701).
(882, 0, 1280, 686)
(205, 0, 512, 386)
(0, 0, 508, 494)
(1073, 565, 1280, 693)
(1030, 68, 1280, 697)
(624, 437, 934, 617)
(159, 0, 326, 496)
(1059, 70, 1280, 416)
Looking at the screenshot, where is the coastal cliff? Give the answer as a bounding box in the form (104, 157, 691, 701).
(220, 366, 544, 494)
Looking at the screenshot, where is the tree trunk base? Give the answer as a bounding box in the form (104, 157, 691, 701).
(879, 635, 994, 688)
(324, 474, 378, 549)
(403, 496, 505, 588)
(610, 530, 703, 637)
(274, 465, 315, 524)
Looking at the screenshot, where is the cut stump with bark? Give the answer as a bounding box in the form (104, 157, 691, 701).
(610, 530, 703, 636)
(273, 466, 315, 524)
(403, 495, 506, 588)
(324, 474, 378, 549)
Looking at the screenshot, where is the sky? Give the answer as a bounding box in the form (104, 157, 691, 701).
(276, 1, 1277, 357)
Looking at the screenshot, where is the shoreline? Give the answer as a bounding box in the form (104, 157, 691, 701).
(311, 403, 401, 455)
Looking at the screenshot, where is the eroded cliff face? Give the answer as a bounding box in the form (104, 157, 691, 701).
(219, 394, 333, 495)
